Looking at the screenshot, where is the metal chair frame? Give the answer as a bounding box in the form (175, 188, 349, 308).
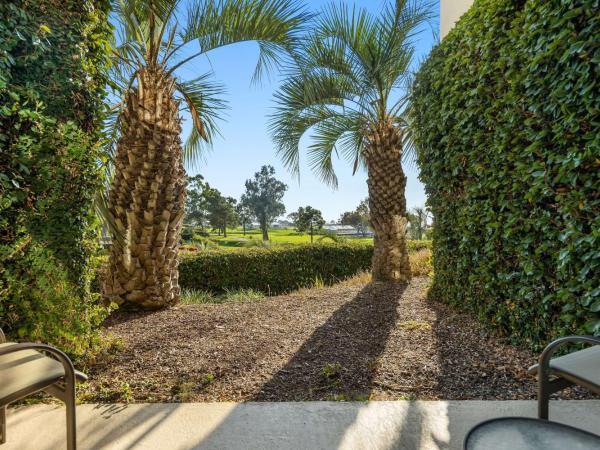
(0, 328, 85, 450)
(534, 335, 600, 419)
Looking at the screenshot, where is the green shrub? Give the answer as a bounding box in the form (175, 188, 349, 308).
(181, 227, 195, 241)
(0, 0, 112, 359)
(179, 243, 374, 295)
(411, 0, 599, 349)
(406, 240, 431, 253)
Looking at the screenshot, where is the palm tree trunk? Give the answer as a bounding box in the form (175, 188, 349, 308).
(104, 68, 185, 309)
(365, 121, 411, 283)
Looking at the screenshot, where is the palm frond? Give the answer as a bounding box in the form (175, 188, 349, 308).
(270, 0, 433, 185)
(307, 112, 364, 187)
(175, 73, 228, 169)
(269, 69, 361, 179)
(174, 0, 311, 81)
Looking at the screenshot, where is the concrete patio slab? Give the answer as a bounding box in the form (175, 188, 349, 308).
(4, 400, 600, 450)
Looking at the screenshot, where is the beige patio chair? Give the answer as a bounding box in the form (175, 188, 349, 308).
(528, 335, 600, 419)
(0, 328, 87, 450)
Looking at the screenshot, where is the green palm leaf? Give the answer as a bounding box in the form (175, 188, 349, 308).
(269, 0, 433, 184)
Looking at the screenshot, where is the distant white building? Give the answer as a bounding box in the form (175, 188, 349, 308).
(272, 219, 294, 229)
(323, 224, 373, 237)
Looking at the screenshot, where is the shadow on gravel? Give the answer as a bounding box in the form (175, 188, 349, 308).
(191, 281, 438, 450)
(253, 281, 405, 401)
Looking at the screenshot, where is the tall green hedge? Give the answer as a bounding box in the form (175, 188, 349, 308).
(411, 0, 599, 349)
(179, 243, 374, 294)
(0, 1, 112, 358)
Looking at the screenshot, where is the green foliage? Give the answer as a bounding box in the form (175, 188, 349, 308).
(181, 289, 215, 304)
(411, 0, 599, 349)
(94, 239, 431, 293)
(405, 240, 432, 253)
(179, 243, 373, 295)
(235, 201, 254, 235)
(108, 0, 310, 164)
(0, 0, 112, 358)
(171, 287, 265, 305)
(241, 165, 287, 240)
(288, 205, 325, 242)
(184, 174, 209, 227)
(204, 187, 238, 235)
(269, 1, 432, 187)
(184, 175, 239, 236)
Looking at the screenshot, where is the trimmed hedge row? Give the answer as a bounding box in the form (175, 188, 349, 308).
(94, 240, 431, 295)
(411, 0, 599, 349)
(179, 243, 374, 294)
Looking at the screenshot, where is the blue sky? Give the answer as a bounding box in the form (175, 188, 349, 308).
(176, 0, 440, 222)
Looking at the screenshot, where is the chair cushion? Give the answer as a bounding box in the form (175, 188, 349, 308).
(528, 345, 600, 394)
(0, 343, 67, 406)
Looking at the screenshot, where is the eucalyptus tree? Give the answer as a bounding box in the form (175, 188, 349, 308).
(104, 0, 309, 308)
(241, 165, 287, 241)
(236, 201, 253, 236)
(184, 174, 209, 228)
(270, 0, 431, 282)
(204, 187, 238, 237)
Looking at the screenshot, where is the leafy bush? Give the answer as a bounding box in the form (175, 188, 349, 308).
(181, 227, 195, 241)
(406, 240, 431, 253)
(179, 243, 374, 295)
(411, 0, 599, 349)
(0, 1, 112, 359)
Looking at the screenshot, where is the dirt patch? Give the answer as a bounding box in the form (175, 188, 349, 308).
(82, 277, 594, 402)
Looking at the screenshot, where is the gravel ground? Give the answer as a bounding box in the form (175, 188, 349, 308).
(82, 277, 594, 403)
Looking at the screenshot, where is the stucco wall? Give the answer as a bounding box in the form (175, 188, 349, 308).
(440, 0, 474, 38)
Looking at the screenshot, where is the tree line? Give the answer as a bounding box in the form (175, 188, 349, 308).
(185, 164, 332, 243)
(185, 165, 286, 240)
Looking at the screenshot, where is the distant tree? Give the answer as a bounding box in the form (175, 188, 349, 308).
(204, 188, 239, 237)
(236, 201, 254, 236)
(407, 207, 430, 240)
(340, 199, 370, 236)
(289, 206, 325, 242)
(241, 165, 287, 240)
(185, 174, 209, 229)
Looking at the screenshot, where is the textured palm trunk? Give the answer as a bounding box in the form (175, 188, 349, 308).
(365, 121, 411, 283)
(104, 68, 186, 309)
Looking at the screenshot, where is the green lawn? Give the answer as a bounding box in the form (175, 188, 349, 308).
(193, 227, 373, 247)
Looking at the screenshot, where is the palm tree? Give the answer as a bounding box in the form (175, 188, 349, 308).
(104, 0, 309, 308)
(270, 0, 431, 282)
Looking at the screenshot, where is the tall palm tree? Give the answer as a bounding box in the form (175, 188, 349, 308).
(270, 0, 431, 282)
(104, 0, 309, 309)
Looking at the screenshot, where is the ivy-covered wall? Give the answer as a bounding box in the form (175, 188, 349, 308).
(0, 0, 112, 358)
(411, 0, 599, 349)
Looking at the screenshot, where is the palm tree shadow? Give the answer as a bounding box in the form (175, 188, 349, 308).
(253, 281, 406, 401)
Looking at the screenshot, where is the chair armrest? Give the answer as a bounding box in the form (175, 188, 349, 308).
(536, 335, 600, 374)
(0, 342, 77, 384)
